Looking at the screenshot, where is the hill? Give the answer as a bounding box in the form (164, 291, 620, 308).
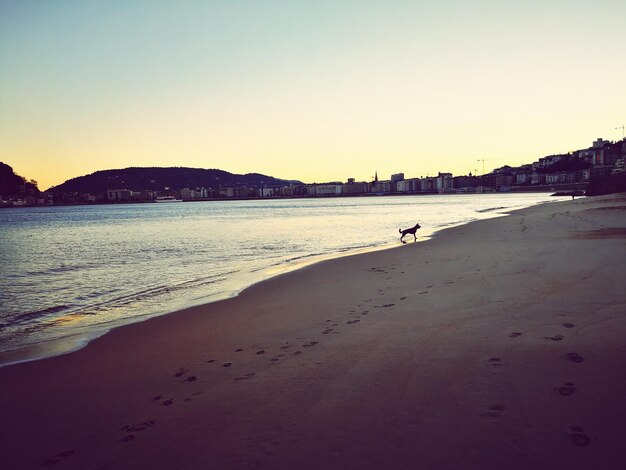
(47, 167, 302, 193)
(0, 162, 39, 196)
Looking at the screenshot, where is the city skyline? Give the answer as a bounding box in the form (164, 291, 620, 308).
(1, 1, 625, 190)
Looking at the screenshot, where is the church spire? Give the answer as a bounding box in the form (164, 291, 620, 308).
(374, 171, 378, 182)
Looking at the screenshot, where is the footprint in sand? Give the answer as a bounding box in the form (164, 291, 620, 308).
(562, 323, 575, 328)
(222, 362, 232, 367)
(488, 357, 502, 367)
(508, 332, 523, 338)
(256, 350, 266, 355)
(302, 341, 319, 347)
(121, 420, 156, 432)
(234, 372, 256, 381)
(569, 426, 590, 447)
(322, 328, 333, 334)
(206, 359, 215, 363)
(346, 319, 360, 325)
(280, 345, 290, 350)
(184, 391, 203, 402)
(545, 335, 564, 341)
(400, 297, 407, 301)
(174, 367, 188, 377)
(235, 348, 244, 352)
(121, 434, 135, 442)
(163, 399, 173, 406)
(566, 352, 584, 364)
(557, 382, 576, 396)
(185, 376, 197, 382)
(44, 450, 75, 466)
(361, 311, 369, 315)
(153, 395, 162, 401)
(270, 354, 285, 363)
(419, 291, 429, 295)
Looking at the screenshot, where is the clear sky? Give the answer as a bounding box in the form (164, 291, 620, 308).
(1, 0, 625, 190)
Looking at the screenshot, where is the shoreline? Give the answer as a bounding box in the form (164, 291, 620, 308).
(0, 197, 541, 368)
(0, 185, 583, 209)
(1, 194, 624, 469)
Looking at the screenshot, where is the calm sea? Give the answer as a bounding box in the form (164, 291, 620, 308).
(0, 193, 562, 365)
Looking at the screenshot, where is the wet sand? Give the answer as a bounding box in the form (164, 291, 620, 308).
(1, 194, 625, 469)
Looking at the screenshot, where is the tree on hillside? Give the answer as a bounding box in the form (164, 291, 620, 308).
(0, 162, 40, 196)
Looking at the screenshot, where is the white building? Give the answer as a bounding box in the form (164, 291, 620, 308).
(436, 173, 453, 191)
(316, 184, 343, 196)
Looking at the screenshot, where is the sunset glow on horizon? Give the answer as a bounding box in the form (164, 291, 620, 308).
(1, 0, 624, 190)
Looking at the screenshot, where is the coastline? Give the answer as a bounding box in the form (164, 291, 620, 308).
(1, 194, 625, 469)
(0, 195, 544, 368)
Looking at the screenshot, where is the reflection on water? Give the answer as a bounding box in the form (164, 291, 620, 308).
(0, 193, 560, 364)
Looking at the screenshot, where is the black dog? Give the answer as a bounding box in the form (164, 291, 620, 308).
(399, 223, 421, 243)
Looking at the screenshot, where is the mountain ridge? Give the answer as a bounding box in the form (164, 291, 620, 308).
(47, 166, 302, 193)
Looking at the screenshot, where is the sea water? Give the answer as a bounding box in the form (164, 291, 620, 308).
(0, 193, 563, 365)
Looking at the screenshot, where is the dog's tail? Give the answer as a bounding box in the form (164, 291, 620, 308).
(399, 228, 402, 233)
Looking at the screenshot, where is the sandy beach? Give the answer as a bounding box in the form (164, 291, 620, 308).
(1, 194, 625, 469)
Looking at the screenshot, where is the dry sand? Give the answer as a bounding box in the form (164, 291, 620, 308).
(1, 194, 625, 469)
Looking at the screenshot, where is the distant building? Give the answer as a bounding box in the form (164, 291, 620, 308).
(612, 158, 625, 174)
(420, 177, 436, 192)
(436, 173, 453, 192)
(396, 180, 410, 193)
(494, 174, 513, 188)
(107, 189, 133, 202)
(592, 138, 610, 149)
(316, 184, 343, 196)
(531, 172, 547, 185)
(343, 180, 369, 194)
(453, 175, 478, 189)
(371, 180, 391, 193)
(390, 173, 405, 192)
(219, 187, 235, 198)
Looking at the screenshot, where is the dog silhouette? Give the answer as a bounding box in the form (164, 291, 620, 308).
(399, 223, 421, 243)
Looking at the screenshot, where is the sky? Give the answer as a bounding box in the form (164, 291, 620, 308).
(1, 0, 625, 190)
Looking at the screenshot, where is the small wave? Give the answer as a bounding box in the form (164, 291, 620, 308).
(262, 242, 384, 268)
(68, 272, 239, 317)
(9, 305, 73, 326)
(6, 263, 99, 279)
